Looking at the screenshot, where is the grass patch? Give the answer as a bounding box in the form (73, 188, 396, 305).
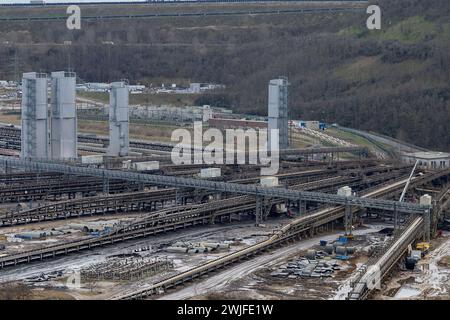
(338, 26, 368, 38)
(334, 57, 426, 82)
(326, 128, 391, 152)
(77, 91, 200, 107)
(334, 57, 378, 82)
(0, 112, 182, 142)
(79, 120, 183, 142)
(375, 16, 437, 44)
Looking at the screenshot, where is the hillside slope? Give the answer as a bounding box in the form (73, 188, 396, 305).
(0, 0, 448, 150)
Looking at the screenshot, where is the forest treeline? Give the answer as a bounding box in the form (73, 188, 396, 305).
(0, 0, 449, 150)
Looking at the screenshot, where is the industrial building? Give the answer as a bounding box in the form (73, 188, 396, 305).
(20, 72, 49, 159)
(108, 82, 129, 157)
(268, 77, 289, 150)
(401, 151, 450, 169)
(50, 71, 77, 160)
(297, 120, 327, 131)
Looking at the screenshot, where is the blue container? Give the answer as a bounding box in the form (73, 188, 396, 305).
(338, 236, 348, 244)
(320, 240, 327, 246)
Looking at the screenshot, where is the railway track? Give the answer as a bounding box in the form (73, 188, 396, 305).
(0, 166, 410, 226)
(0, 159, 399, 203)
(0, 177, 142, 202)
(0, 172, 64, 183)
(0, 127, 177, 153)
(0, 126, 369, 159)
(0, 188, 179, 226)
(0, 165, 337, 203)
(0, 171, 358, 226)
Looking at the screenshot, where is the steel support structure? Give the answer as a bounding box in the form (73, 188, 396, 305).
(0, 157, 430, 215)
(394, 204, 399, 230)
(344, 201, 353, 236)
(255, 196, 263, 226)
(423, 209, 431, 242)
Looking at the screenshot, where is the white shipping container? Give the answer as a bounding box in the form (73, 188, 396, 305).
(81, 155, 103, 164)
(122, 160, 132, 169)
(260, 176, 279, 187)
(420, 194, 432, 206)
(410, 250, 422, 260)
(132, 161, 160, 171)
(337, 186, 352, 197)
(276, 203, 287, 213)
(200, 168, 221, 178)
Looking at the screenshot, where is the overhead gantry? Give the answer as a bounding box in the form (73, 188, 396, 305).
(0, 156, 433, 237)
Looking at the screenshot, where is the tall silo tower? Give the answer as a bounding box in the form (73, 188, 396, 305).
(20, 72, 49, 160)
(268, 77, 289, 150)
(50, 71, 77, 160)
(107, 82, 129, 157)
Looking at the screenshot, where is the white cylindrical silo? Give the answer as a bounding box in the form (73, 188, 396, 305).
(50, 71, 77, 160)
(268, 77, 289, 150)
(20, 72, 49, 160)
(108, 82, 129, 157)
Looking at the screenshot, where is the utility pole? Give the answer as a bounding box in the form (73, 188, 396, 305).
(14, 49, 19, 83)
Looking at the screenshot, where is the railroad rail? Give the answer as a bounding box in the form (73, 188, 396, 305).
(0, 162, 377, 202)
(0, 160, 397, 205)
(0, 172, 63, 183)
(0, 188, 180, 226)
(0, 126, 368, 158)
(0, 156, 431, 215)
(0, 169, 377, 226)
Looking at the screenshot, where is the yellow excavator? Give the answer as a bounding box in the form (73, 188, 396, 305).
(416, 242, 431, 255)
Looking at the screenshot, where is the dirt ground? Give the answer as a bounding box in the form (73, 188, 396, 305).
(0, 208, 148, 255)
(159, 227, 390, 300)
(1, 223, 393, 300)
(0, 218, 289, 300)
(193, 253, 360, 300)
(0, 111, 180, 142)
(0, 282, 74, 300)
